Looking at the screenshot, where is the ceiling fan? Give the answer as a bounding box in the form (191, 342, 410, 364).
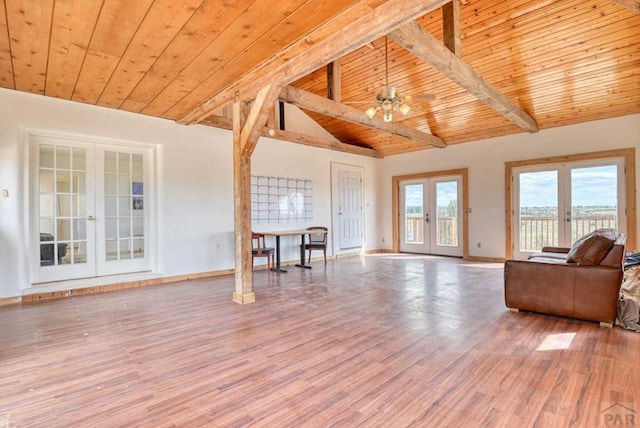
(345, 36, 435, 122)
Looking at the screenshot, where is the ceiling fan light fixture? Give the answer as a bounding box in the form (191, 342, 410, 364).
(363, 37, 413, 122)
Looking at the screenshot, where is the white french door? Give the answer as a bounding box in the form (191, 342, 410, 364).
(513, 158, 625, 260)
(399, 176, 463, 257)
(31, 135, 150, 283)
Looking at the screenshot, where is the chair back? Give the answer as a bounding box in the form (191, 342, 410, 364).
(307, 226, 328, 244)
(252, 233, 268, 253)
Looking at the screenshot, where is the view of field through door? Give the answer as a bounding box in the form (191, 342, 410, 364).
(512, 159, 626, 260)
(399, 175, 463, 257)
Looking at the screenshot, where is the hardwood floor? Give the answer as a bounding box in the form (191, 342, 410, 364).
(1, 254, 639, 427)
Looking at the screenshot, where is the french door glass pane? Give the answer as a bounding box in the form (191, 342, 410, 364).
(519, 171, 558, 252)
(104, 151, 144, 261)
(39, 144, 87, 266)
(436, 181, 458, 246)
(404, 184, 424, 244)
(571, 165, 618, 242)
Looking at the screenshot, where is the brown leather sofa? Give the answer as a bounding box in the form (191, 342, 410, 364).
(504, 229, 626, 325)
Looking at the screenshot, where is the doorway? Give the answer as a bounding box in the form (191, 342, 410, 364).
(331, 164, 364, 252)
(30, 133, 153, 284)
(512, 159, 626, 260)
(393, 169, 468, 258)
(399, 176, 463, 256)
(505, 149, 636, 260)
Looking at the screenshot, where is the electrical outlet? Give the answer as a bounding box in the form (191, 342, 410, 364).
(477, 242, 481, 248)
(382, 238, 385, 243)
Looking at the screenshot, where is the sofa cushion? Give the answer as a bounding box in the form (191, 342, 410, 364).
(566, 229, 616, 266)
(527, 256, 570, 265)
(528, 251, 568, 261)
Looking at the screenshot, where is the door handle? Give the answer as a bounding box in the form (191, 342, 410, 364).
(87, 215, 95, 221)
(425, 213, 430, 223)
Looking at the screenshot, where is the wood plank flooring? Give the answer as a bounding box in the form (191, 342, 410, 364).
(1, 254, 639, 427)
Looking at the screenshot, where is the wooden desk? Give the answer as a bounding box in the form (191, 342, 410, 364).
(261, 229, 326, 272)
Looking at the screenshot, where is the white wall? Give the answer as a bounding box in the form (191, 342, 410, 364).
(0, 89, 381, 298)
(251, 138, 381, 262)
(381, 114, 640, 258)
(1, 86, 636, 299)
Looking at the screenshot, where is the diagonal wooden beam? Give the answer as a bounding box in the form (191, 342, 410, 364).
(611, 0, 640, 13)
(268, 128, 383, 158)
(389, 21, 539, 133)
(200, 115, 384, 158)
(179, 0, 451, 124)
(280, 86, 446, 149)
(240, 84, 281, 157)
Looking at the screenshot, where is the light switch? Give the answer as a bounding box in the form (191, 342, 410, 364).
(1, 189, 8, 197)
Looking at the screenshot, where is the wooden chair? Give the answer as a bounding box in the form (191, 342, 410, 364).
(304, 226, 328, 264)
(252, 233, 275, 271)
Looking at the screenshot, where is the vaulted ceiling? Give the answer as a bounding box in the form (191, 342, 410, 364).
(1, 0, 638, 158)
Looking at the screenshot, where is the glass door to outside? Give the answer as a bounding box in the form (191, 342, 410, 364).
(514, 160, 624, 260)
(400, 176, 463, 257)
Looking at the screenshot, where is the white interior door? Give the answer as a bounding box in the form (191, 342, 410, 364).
(31, 135, 150, 283)
(400, 176, 463, 257)
(513, 159, 625, 259)
(336, 168, 363, 250)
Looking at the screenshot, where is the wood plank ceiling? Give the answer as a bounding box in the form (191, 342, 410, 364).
(0, 0, 638, 157)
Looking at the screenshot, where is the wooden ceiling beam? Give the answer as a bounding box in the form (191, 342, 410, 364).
(327, 60, 341, 103)
(389, 21, 539, 133)
(611, 0, 640, 13)
(280, 85, 446, 149)
(269, 128, 383, 158)
(199, 115, 383, 159)
(179, 0, 452, 124)
(443, 1, 461, 55)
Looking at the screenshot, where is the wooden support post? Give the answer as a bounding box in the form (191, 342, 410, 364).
(232, 97, 255, 305)
(231, 85, 282, 304)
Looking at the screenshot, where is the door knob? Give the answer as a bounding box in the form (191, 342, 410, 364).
(87, 215, 95, 221)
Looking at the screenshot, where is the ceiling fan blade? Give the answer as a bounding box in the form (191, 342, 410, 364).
(404, 93, 436, 102)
